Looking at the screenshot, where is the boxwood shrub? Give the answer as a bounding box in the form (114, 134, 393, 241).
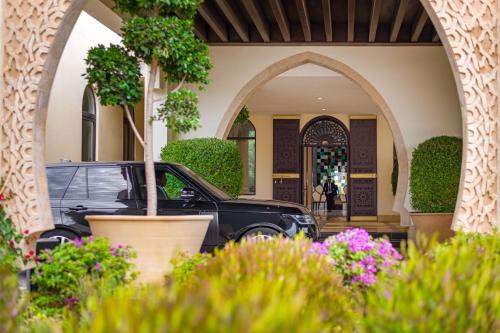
(410, 136, 462, 212)
(161, 138, 243, 198)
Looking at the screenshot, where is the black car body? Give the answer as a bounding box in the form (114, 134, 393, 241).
(44, 162, 319, 251)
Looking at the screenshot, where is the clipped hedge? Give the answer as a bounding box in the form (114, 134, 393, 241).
(363, 232, 500, 333)
(410, 136, 462, 213)
(161, 138, 243, 198)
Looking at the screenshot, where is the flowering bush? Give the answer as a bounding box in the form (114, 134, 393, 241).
(39, 237, 357, 332)
(323, 228, 402, 288)
(168, 250, 211, 285)
(0, 181, 31, 271)
(30, 237, 136, 316)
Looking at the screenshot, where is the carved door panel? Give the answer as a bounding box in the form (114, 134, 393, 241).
(273, 118, 300, 203)
(349, 117, 377, 220)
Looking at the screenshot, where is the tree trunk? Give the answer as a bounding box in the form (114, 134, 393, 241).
(145, 59, 159, 216)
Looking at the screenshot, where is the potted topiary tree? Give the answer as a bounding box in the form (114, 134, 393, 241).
(83, 0, 213, 282)
(409, 136, 462, 242)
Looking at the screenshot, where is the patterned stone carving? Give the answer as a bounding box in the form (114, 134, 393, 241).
(302, 118, 348, 147)
(273, 179, 301, 203)
(1, 0, 76, 235)
(425, 0, 498, 232)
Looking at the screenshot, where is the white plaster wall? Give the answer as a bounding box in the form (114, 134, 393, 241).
(46, 11, 123, 163)
(185, 46, 462, 156)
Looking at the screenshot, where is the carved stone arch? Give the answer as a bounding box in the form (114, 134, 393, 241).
(217, 51, 411, 225)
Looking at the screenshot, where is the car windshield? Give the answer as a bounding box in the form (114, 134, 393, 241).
(176, 165, 231, 201)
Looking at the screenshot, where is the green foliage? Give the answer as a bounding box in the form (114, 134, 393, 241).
(85, 0, 212, 136)
(30, 237, 136, 317)
(363, 232, 500, 333)
(0, 253, 24, 332)
(84, 44, 142, 107)
(122, 16, 211, 85)
(114, 0, 202, 18)
(161, 138, 243, 197)
(168, 251, 211, 285)
(0, 184, 31, 271)
(234, 105, 250, 125)
(391, 158, 398, 196)
(43, 237, 357, 332)
(155, 89, 200, 133)
(410, 136, 462, 212)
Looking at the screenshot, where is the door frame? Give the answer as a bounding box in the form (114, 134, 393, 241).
(299, 116, 350, 219)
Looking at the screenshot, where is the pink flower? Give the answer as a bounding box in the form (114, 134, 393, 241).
(24, 229, 29, 235)
(94, 262, 101, 271)
(0, 193, 4, 201)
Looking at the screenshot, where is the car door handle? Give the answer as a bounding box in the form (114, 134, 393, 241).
(68, 205, 88, 211)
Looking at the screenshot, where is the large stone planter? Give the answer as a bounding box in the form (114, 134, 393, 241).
(409, 213, 454, 243)
(85, 215, 212, 283)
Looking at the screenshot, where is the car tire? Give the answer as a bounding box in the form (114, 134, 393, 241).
(41, 229, 79, 244)
(242, 227, 281, 241)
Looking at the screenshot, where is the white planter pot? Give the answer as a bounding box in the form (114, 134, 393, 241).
(85, 215, 212, 283)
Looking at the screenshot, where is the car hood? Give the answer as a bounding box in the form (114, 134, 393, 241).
(219, 199, 310, 214)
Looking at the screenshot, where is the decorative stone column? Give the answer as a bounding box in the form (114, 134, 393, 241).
(423, 0, 498, 233)
(1, 0, 86, 237)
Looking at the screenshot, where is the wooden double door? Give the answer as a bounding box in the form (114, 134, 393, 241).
(272, 116, 378, 220)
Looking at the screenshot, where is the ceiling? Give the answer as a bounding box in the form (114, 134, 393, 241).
(195, 0, 440, 44)
(246, 64, 380, 115)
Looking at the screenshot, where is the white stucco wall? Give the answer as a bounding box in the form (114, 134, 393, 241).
(46, 11, 123, 163)
(185, 46, 462, 156)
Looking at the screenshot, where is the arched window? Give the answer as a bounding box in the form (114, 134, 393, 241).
(228, 120, 256, 195)
(82, 86, 96, 161)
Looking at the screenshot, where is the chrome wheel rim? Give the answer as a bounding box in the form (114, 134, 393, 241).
(49, 235, 73, 244)
(250, 234, 274, 241)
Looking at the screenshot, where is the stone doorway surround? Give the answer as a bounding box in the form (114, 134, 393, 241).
(0, 0, 498, 239)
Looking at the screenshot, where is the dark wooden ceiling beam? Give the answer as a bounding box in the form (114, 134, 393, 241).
(194, 17, 206, 40)
(322, 0, 332, 42)
(269, 0, 291, 42)
(411, 8, 428, 42)
(369, 0, 382, 42)
(241, 0, 270, 42)
(296, 0, 311, 41)
(215, 0, 249, 42)
(347, 0, 355, 42)
(390, 0, 409, 42)
(198, 3, 228, 42)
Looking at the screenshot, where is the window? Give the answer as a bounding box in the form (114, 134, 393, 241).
(64, 167, 131, 200)
(82, 86, 96, 161)
(228, 120, 256, 195)
(46, 167, 77, 198)
(134, 167, 190, 200)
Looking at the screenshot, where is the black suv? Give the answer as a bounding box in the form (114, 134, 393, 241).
(43, 162, 319, 252)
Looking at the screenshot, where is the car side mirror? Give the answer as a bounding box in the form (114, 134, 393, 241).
(181, 187, 199, 202)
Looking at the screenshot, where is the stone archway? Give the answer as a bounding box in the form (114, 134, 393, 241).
(216, 51, 410, 224)
(0, 1, 497, 238)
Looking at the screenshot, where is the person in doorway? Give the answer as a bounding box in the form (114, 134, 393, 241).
(323, 176, 339, 212)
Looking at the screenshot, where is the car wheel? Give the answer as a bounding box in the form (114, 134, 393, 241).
(242, 227, 280, 241)
(41, 229, 79, 244)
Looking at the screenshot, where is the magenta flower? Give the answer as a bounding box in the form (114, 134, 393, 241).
(94, 262, 101, 271)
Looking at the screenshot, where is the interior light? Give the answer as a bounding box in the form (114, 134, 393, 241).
(317, 97, 323, 100)
(321, 108, 326, 111)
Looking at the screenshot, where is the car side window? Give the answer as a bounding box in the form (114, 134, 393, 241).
(64, 167, 87, 199)
(134, 167, 190, 201)
(46, 167, 77, 199)
(64, 166, 131, 200)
